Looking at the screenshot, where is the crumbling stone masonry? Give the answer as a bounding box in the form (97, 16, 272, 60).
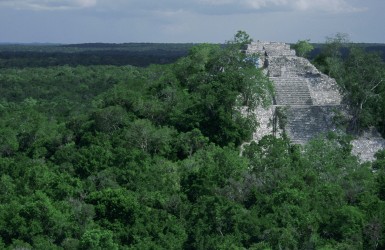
(246, 41, 385, 162)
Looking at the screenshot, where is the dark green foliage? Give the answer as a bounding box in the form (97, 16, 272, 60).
(0, 43, 194, 68)
(79, 229, 118, 250)
(0, 33, 384, 249)
(313, 34, 385, 134)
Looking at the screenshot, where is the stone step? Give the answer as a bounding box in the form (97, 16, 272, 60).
(267, 56, 319, 77)
(284, 106, 337, 143)
(274, 84, 310, 89)
(272, 77, 307, 82)
(266, 50, 295, 57)
(272, 77, 312, 105)
(269, 70, 308, 77)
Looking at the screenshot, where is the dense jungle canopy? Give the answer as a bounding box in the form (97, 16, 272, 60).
(0, 32, 385, 249)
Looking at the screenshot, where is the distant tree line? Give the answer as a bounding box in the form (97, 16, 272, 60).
(2, 41, 384, 69)
(0, 43, 195, 68)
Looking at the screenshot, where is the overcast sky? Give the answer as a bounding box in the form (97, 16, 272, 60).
(0, 0, 384, 44)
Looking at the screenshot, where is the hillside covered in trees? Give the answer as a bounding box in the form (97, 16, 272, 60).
(1, 33, 385, 249)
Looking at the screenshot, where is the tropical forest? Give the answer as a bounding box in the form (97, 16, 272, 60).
(1, 32, 385, 249)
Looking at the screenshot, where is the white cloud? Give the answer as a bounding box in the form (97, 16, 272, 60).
(291, 0, 366, 13)
(149, 0, 366, 14)
(243, 0, 287, 9)
(202, 0, 367, 13)
(0, 0, 97, 10)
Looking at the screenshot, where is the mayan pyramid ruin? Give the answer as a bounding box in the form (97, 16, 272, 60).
(246, 41, 385, 162)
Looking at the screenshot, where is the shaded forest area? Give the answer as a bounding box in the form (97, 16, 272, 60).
(1, 42, 384, 69)
(0, 34, 385, 249)
(0, 43, 195, 68)
(308, 43, 385, 61)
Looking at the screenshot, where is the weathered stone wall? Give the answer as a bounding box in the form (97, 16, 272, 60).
(352, 129, 385, 162)
(285, 106, 341, 144)
(251, 106, 277, 141)
(307, 76, 342, 105)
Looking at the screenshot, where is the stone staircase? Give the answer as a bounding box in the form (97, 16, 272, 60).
(246, 41, 385, 161)
(247, 41, 342, 143)
(272, 77, 313, 105)
(285, 106, 338, 144)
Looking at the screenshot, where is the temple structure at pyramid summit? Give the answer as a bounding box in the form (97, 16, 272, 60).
(246, 41, 385, 162)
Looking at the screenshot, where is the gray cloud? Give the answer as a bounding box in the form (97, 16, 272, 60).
(0, 0, 366, 13)
(0, 0, 97, 10)
(0, 0, 382, 44)
(99, 0, 367, 14)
